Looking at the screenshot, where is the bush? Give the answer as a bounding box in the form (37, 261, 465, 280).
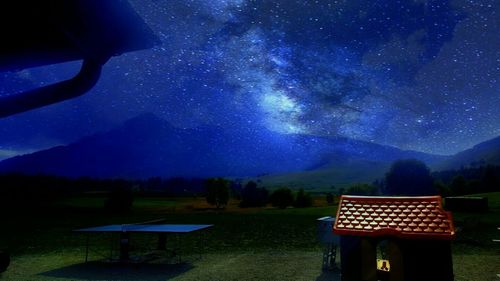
(337, 187, 345, 196)
(450, 175, 469, 195)
(239, 181, 268, 207)
(229, 180, 243, 200)
(482, 165, 499, 192)
(270, 188, 294, 209)
(326, 192, 334, 205)
(385, 159, 436, 195)
(205, 177, 230, 209)
(432, 164, 500, 194)
(434, 180, 453, 197)
(345, 183, 378, 195)
(294, 188, 312, 208)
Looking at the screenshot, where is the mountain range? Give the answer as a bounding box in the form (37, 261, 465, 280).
(0, 113, 498, 188)
(432, 136, 500, 171)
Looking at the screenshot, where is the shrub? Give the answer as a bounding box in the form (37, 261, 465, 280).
(326, 192, 334, 205)
(239, 181, 268, 207)
(294, 188, 312, 208)
(434, 180, 453, 197)
(205, 177, 230, 209)
(337, 187, 345, 196)
(229, 180, 243, 200)
(450, 175, 469, 195)
(270, 188, 294, 209)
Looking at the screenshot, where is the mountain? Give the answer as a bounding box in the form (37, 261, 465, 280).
(258, 135, 500, 190)
(0, 113, 446, 181)
(432, 136, 500, 171)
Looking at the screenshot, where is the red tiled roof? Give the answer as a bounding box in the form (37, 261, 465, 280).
(333, 195, 455, 240)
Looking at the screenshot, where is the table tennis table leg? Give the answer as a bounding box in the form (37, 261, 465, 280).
(197, 231, 203, 260)
(119, 232, 130, 262)
(109, 233, 114, 260)
(157, 233, 166, 250)
(85, 233, 89, 263)
(202, 230, 207, 259)
(178, 233, 182, 263)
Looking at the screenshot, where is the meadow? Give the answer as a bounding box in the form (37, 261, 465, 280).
(0, 193, 499, 281)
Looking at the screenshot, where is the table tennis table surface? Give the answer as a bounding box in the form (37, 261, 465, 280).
(75, 224, 213, 233)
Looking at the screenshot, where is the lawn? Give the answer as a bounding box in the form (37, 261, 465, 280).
(0, 193, 499, 280)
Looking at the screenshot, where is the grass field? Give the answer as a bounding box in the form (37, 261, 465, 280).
(0, 193, 499, 280)
(250, 161, 389, 191)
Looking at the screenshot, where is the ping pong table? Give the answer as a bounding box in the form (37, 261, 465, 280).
(74, 221, 213, 263)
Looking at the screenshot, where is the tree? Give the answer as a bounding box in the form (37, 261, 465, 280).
(337, 187, 345, 196)
(434, 180, 452, 197)
(294, 188, 312, 208)
(325, 192, 334, 205)
(205, 178, 230, 209)
(269, 188, 294, 209)
(384, 159, 436, 195)
(482, 165, 498, 192)
(239, 181, 268, 207)
(450, 175, 468, 195)
(229, 179, 243, 200)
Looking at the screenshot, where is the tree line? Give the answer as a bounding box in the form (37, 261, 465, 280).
(1, 160, 498, 211)
(204, 178, 312, 209)
(336, 160, 500, 197)
(0, 173, 313, 211)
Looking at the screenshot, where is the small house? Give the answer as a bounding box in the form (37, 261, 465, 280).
(333, 195, 455, 281)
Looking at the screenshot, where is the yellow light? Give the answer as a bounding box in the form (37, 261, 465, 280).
(377, 259, 390, 272)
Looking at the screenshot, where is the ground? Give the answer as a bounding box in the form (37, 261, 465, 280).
(0, 193, 499, 281)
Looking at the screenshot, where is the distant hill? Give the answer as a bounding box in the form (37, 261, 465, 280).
(259, 135, 500, 190)
(0, 113, 446, 183)
(252, 159, 390, 191)
(432, 136, 500, 171)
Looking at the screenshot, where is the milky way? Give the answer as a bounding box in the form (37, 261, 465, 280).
(0, 0, 499, 159)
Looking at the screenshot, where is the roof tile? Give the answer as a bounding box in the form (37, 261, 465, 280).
(333, 195, 455, 240)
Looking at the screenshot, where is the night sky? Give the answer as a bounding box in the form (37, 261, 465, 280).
(0, 0, 499, 161)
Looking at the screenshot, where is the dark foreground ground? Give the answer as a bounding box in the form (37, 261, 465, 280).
(0, 193, 499, 281)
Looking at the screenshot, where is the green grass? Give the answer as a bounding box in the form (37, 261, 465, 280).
(465, 192, 500, 209)
(449, 192, 500, 268)
(57, 197, 181, 209)
(1, 192, 499, 280)
(2, 251, 336, 281)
